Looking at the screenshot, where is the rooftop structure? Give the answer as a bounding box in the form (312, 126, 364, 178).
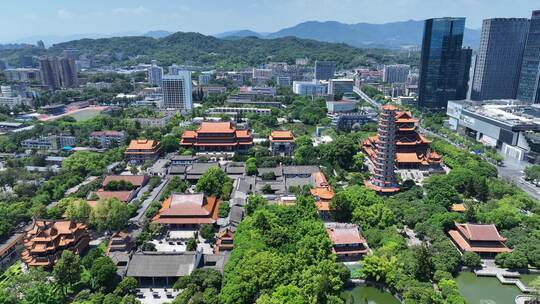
(90, 130, 125, 149)
(363, 106, 442, 171)
(180, 122, 253, 152)
(106, 231, 135, 254)
(152, 193, 220, 227)
(214, 227, 235, 254)
(124, 139, 161, 163)
(269, 130, 295, 156)
(310, 171, 334, 220)
(126, 251, 199, 286)
(325, 223, 369, 261)
(21, 219, 90, 268)
(448, 223, 511, 257)
(102, 175, 149, 188)
(364, 105, 401, 193)
(447, 99, 540, 161)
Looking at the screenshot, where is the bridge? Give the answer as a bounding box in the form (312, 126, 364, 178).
(353, 86, 381, 109)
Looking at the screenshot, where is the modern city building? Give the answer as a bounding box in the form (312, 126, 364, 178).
(471, 18, 530, 101)
(198, 73, 211, 85)
(162, 72, 193, 112)
(364, 105, 400, 193)
(90, 131, 126, 149)
(205, 107, 271, 117)
(383, 64, 410, 83)
(3, 68, 41, 82)
(447, 99, 540, 161)
(517, 10, 540, 103)
(39, 56, 78, 89)
(418, 17, 469, 111)
(180, 122, 253, 152)
(147, 61, 163, 87)
(21, 134, 76, 150)
(314, 61, 335, 81)
(292, 81, 327, 96)
(328, 79, 354, 96)
(326, 100, 357, 113)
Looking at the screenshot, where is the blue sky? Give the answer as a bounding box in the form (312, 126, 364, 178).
(1, 0, 537, 42)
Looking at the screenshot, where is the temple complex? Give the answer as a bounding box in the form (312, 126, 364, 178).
(269, 130, 295, 156)
(21, 219, 90, 268)
(180, 122, 253, 152)
(325, 223, 369, 261)
(124, 139, 161, 163)
(152, 193, 220, 228)
(310, 171, 334, 220)
(448, 223, 511, 257)
(364, 105, 401, 193)
(362, 107, 442, 170)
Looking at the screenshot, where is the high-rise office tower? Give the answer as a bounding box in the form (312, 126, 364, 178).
(383, 64, 410, 83)
(471, 18, 529, 101)
(314, 61, 335, 81)
(517, 10, 540, 103)
(162, 72, 192, 112)
(59, 57, 78, 88)
(147, 61, 163, 87)
(418, 17, 467, 111)
(39, 56, 62, 89)
(457, 47, 473, 100)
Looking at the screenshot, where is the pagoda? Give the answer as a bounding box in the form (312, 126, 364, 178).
(363, 108, 442, 169)
(364, 105, 400, 193)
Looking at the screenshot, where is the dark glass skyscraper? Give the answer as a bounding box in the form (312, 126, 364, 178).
(517, 10, 540, 103)
(314, 60, 335, 81)
(471, 18, 529, 101)
(418, 17, 467, 111)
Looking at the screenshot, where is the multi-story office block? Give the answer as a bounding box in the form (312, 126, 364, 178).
(383, 64, 410, 83)
(517, 10, 540, 103)
(147, 61, 163, 87)
(471, 18, 529, 101)
(162, 72, 193, 112)
(418, 17, 467, 111)
(39, 56, 78, 89)
(314, 61, 335, 81)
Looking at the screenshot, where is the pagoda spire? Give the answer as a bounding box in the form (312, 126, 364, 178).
(365, 105, 400, 193)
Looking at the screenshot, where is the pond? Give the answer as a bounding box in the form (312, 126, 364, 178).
(456, 272, 539, 304)
(342, 286, 400, 304)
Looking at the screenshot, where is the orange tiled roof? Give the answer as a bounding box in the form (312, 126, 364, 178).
(102, 175, 147, 187)
(198, 122, 235, 133)
(94, 190, 133, 202)
(448, 229, 511, 253)
(269, 130, 295, 142)
(152, 193, 220, 225)
(126, 139, 159, 150)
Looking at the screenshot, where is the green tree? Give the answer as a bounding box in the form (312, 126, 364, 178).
(195, 167, 231, 198)
(53, 250, 82, 296)
(64, 198, 92, 223)
(461, 252, 481, 269)
(200, 224, 215, 241)
(186, 238, 198, 251)
(245, 194, 268, 216)
(114, 277, 139, 296)
(161, 134, 180, 153)
(352, 203, 395, 229)
(89, 198, 130, 232)
(245, 157, 258, 176)
(90, 256, 118, 291)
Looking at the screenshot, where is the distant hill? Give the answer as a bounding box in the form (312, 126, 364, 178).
(216, 20, 481, 49)
(39, 32, 416, 69)
(215, 30, 263, 39)
(9, 30, 172, 46)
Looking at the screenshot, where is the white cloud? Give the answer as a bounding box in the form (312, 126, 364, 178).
(57, 9, 74, 19)
(112, 5, 151, 16)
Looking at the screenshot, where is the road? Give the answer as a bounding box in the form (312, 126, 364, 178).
(130, 176, 170, 226)
(353, 86, 381, 109)
(420, 127, 540, 201)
